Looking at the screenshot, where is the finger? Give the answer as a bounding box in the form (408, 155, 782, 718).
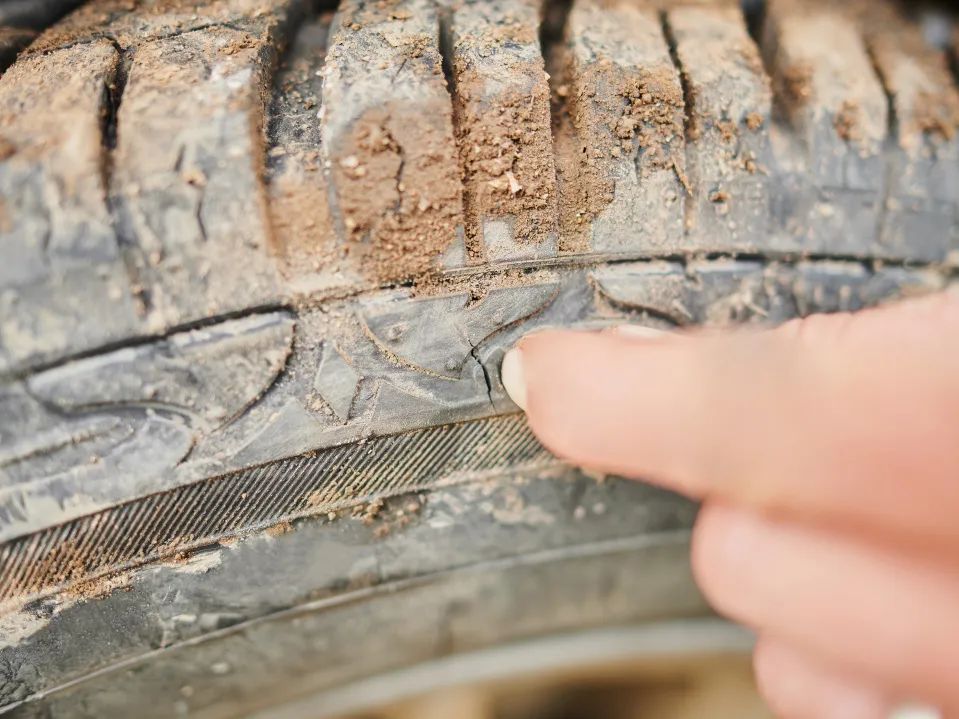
(753, 637, 891, 719)
(692, 503, 959, 709)
(502, 291, 959, 547)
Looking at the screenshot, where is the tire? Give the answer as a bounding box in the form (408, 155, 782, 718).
(0, 0, 955, 716)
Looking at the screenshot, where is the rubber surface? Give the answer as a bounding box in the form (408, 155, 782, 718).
(0, 0, 957, 716)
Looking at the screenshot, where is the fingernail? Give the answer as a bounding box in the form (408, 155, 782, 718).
(888, 704, 941, 719)
(609, 324, 670, 340)
(501, 347, 527, 411)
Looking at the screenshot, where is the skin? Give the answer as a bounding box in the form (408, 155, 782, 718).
(501, 289, 959, 718)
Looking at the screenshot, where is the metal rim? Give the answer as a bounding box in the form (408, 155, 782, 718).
(245, 619, 755, 719)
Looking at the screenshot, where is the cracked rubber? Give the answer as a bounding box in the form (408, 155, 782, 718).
(0, 0, 957, 716)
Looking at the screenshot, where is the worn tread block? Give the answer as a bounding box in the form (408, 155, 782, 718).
(446, 0, 558, 263)
(321, 0, 465, 284)
(30, 0, 304, 52)
(560, 0, 686, 257)
(762, 0, 888, 257)
(0, 414, 133, 488)
(865, 4, 959, 262)
(763, 0, 888, 179)
(666, 4, 780, 253)
(0, 399, 194, 542)
(0, 41, 142, 374)
(112, 26, 285, 330)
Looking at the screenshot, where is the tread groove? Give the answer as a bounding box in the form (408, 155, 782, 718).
(864, 37, 898, 260)
(660, 9, 696, 237)
(741, 0, 766, 45)
(540, 0, 576, 253)
(0, 303, 289, 383)
(100, 41, 147, 316)
(264, 8, 337, 276)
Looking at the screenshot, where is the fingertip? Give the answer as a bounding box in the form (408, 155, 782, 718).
(690, 503, 756, 617)
(500, 346, 527, 411)
(753, 638, 891, 719)
(501, 327, 710, 484)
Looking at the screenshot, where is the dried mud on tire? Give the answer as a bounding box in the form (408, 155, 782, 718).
(0, 0, 957, 716)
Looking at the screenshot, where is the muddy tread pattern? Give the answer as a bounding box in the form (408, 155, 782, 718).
(0, 258, 946, 579)
(0, 2, 958, 697)
(1, 0, 957, 377)
(0, 0, 956, 548)
(0, 0, 307, 372)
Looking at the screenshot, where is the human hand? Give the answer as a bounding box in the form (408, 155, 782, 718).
(500, 290, 959, 719)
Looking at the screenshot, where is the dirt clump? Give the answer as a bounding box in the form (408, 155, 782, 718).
(745, 112, 764, 131)
(265, 520, 293, 537)
(371, 496, 423, 539)
(612, 66, 685, 170)
(352, 497, 385, 525)
(549, 61, 593, 254)
(833, 99, 862, 142)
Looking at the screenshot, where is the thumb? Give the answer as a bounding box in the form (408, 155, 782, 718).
(501, 290, 959, 547)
